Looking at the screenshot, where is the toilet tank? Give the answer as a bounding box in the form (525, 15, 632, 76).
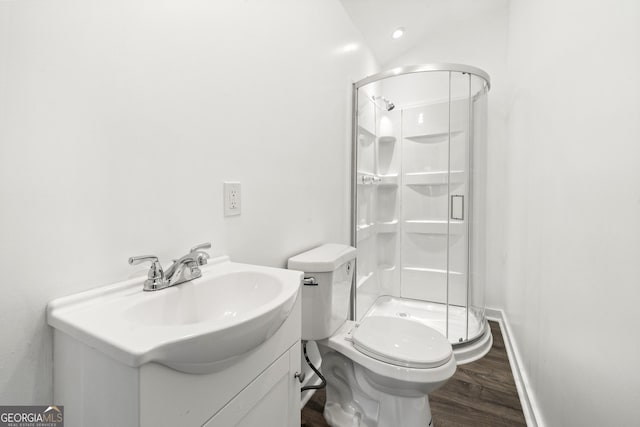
(288, 244, 356, 341)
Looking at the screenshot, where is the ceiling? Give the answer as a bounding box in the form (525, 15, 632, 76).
(339, 0, 508, 65)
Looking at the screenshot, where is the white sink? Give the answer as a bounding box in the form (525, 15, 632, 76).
(47, 257, 302, 374)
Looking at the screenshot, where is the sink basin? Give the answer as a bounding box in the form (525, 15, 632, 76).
(47, 257, 302, 374)
(123, 271, 285, 326)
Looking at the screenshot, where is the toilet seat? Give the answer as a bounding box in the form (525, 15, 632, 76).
(351, 316, 452, 369)
(326, 320, 457, 391)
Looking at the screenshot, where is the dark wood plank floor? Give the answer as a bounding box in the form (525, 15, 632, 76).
(301, 321, 526, 427)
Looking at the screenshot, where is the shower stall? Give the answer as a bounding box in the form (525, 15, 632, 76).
(351, 64, 491, 362)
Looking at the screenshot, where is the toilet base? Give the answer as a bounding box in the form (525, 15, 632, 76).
(321, 349, 434, 427)
(324, 397, 433, 427)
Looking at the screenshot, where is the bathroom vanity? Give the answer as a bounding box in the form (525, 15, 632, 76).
(48, 257, 303, 426)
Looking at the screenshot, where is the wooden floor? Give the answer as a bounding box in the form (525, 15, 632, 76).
(301, 321, 526, 427)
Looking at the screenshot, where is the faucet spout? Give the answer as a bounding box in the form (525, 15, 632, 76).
(164, 255, 202, 287)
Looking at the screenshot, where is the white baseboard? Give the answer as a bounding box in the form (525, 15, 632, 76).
(485, 308, 543, 427)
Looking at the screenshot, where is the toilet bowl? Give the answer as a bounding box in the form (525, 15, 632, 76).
(289, 244, 456, 427)
(321, 318, 456, 427)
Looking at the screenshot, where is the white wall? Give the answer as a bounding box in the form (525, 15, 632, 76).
(0, 0, 376, 404)
(382, 2, 509, 309)
(504, 0, 640, 425)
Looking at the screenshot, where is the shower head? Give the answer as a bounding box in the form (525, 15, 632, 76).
(373, 96, 395, 111)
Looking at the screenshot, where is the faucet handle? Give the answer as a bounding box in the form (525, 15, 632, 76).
(129, 255, 157, 265)
(128, 255, 165, 290)
(189, 242, 211, 266)
(190, 242, 212, 252)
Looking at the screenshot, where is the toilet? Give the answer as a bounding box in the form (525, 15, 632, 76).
(288, 244, 456, 427)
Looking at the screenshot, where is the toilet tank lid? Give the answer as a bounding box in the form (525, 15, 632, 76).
(288, 244, 356, 272)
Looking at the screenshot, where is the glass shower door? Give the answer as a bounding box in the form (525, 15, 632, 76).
(467, 75, 489, 340)
(400, 71, 453, 338)
(447, 72, 471, 342)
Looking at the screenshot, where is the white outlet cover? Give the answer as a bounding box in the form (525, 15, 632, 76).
(223, 182, 241, 216)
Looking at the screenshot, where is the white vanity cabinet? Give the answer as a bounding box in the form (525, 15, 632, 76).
(204, 343, 300, 427)
(53, 294, 301, 427)
(49, 258, 303, 427)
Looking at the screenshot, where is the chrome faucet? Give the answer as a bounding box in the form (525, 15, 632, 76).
(129, 242, 212, 291)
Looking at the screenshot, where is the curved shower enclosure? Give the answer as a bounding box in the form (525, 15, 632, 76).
(351, 64, 491, 362)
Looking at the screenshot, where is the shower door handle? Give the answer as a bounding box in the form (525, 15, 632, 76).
(451, 195, 464, 220)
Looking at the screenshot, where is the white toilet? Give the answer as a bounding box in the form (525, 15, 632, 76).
(288, 244, 456, 427)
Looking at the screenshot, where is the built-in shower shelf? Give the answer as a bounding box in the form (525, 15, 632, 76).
(358, 125, 376, 140)
(358, 221, 399, 238)
(356, 272, 374, 289)
(405, 130, 463, 144)
(404, 220, 464, 235)
(377, 220, 399, 233)
(404, 170, 464, 186)
(378, 264, 396, 272)
(377, 136, 397, 144)
(357, 223, 374, 241)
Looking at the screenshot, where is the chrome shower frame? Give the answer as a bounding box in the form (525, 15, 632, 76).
(348, 63, 491, 322)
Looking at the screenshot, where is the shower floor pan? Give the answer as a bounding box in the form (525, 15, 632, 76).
(364, 296, 492, 364)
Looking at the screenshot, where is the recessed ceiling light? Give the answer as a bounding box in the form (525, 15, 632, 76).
(392, 27, 405, 39)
